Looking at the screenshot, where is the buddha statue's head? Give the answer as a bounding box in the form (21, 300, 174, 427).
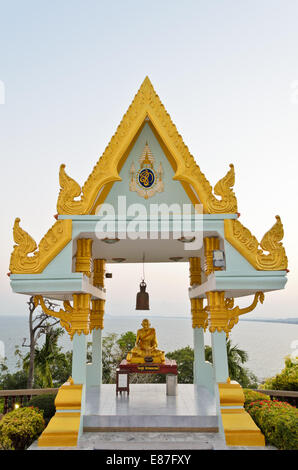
(141, 318, 150, 329)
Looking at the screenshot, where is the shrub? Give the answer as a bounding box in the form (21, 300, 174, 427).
(0, 407, 45, 450)
(261, 356, 298, 391)
(243, 389, 271, 409)
(26, 393, 56, 424)
(246, 400, 298, 450)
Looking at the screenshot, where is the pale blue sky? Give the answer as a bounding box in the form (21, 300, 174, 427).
(0, 1, 297, 318)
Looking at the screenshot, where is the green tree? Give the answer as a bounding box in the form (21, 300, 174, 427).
(0, 368, 28, 390)
(204, 339, 258, 388)
(261, 356, 298, 391)
(165, 346, 194, 384)
(117, 331, 136, 359)
(22, 326, 71, 388)
(23, 296, 61, 389)
(102, 333, 120, 383)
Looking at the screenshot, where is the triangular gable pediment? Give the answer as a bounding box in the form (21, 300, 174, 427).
(94, 120, 198, 211)
(57, 77, 237, 215)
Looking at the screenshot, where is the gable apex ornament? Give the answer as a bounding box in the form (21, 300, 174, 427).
(57, 76, 238, 215)
(129, 142, 164, 199)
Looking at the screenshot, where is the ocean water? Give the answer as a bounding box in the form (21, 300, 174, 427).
(0, 315, 297, 382)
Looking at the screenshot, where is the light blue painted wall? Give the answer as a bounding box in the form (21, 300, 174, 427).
(104, 122, 193, 209)
(42, 241, 73, 275)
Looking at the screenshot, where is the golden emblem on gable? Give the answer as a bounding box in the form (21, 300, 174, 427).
(129, 142, 164, 199)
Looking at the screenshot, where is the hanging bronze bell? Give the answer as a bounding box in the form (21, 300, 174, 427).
(136, 280, 150, 310)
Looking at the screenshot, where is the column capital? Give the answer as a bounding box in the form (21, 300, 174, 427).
(75, 238, 93, 276)
(93, 259, 106, 288)
(189, 257, 201, 287)
(190, 297, 208, 330)
(90, 298, 105, 331)
(203, 237, 221, 276)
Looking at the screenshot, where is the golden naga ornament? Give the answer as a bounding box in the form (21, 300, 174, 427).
(9, 218, 72, 274)
(33, 295, 72, 335)
(34, 293, 91, 339)
(129, 142, 164, 199)
(224, 215, 288, 271)
(205, 291, 265, 335)
(56, 77, 238, 215)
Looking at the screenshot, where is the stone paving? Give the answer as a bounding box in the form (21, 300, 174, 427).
(29, 431, 276, 450)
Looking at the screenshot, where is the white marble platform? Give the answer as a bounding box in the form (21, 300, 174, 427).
(83, 384, 218, 431)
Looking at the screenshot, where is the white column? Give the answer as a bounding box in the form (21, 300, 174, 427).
(211, 331, 229, 383)
(87, 328, 102, 387)
(193, 327, 205, 384)
(72, 333, 88, 384)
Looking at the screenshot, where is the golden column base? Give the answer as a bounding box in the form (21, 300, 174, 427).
(218, 381, 265, 446)
(38, 379, 83, 448)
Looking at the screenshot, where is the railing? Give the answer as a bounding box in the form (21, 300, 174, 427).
(252, 389, 298, 407)
(0, 388, 58, 414)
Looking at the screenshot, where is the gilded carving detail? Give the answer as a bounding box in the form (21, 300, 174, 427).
(34, 295, 72, 335)
(57, 77, 238, 215)
(75, 238, 93, 276)
(191, 298, 208, 330)
(93, 259, 106, 288)
(224, 215, 288, 271)
(189, 257, 201, 286)
(90, 299, 105, 331)
(34, 293, 91, 339)
(204, 237, 221, 276)
(9, 218, 72, 274)
(205, 291, 264, 334)
(129, 142, 164, 199)
(225, 292, 264, 333)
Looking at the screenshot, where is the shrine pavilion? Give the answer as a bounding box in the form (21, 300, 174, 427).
(8, 77, 288, 448)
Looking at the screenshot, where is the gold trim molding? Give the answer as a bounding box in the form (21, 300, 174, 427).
(57, 77, 238, 215)
(224, 215, 288, 271)
(9, 218, 72, 274)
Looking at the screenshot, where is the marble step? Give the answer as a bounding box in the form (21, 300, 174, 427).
(83, 414, 218, 432)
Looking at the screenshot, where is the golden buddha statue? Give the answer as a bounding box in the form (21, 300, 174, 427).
(126, 319, 165, 364)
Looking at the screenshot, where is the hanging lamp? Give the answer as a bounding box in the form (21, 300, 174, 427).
(136, 254, 150, 310)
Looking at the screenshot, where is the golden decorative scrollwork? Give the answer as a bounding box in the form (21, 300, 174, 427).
(206, 164, 237, 213)
(57, 77, 238, 215)
(34, 293, 92, 339)
(34, 295, 72, 335)
(9, 218, 72, 274)
(205, 291, 264, 334)
(226, 292, 265, 333)
(224, 216, 288, 271)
